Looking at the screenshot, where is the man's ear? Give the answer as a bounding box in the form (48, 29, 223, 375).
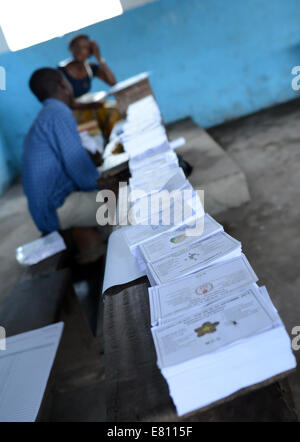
(59, 80, 71, 97)
(56, 80, 65, 93)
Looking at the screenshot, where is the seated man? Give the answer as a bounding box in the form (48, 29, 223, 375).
(22, 68, 110, 263)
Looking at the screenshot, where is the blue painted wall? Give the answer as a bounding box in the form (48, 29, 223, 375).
(1, 0, 300, 193)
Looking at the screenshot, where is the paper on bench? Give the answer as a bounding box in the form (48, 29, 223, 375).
(151, 284, 279, 369)
(147, 231, 241, 285)
(148, 254, 258, 326)
(140, 214, 223, 264)
(129, 149, 178, 176)
(16, 231, 66, 266)
(0, 322, 64, 422)
(165, 325, 296, 416)
(129, 166, 186, 201)
(102, 228, 146, 294)
(123, 186, 201, 260)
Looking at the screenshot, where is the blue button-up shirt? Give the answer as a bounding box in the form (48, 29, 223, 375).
(22, 98, 100, 233)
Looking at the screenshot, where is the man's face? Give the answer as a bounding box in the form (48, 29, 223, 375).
(60, 76, 74, 106)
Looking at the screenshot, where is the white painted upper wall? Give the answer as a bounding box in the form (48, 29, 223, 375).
(0, 27, 9, 54)
(121, 0, 157, 10)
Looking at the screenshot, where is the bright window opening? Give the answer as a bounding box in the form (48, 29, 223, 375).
(1, 0, 123, 51)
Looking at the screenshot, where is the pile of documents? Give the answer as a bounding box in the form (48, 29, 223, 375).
(120, 95, 169, 160)
(118, 95, 296, 416)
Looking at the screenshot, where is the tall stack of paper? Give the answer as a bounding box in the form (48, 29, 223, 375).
(120, 96, 169, 160)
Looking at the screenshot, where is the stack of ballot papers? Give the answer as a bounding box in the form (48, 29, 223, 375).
(148, 254, 258, 326)
(146, 231, 242, 286)
(124, 184, 202, 257)
(150, 282, 296, 416)
(129, 167, 188, 205)
(129, 163, 181, 192)
(129, 148, 179, 176)
(120, 96, 169, 161)
(16, 231, 66, 266)
(107, 93, 297, 417)
(139, 213, 223, 265)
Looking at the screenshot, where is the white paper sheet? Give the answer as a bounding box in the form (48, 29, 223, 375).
(148, 254, 258, 325)
(165, 326, 296, 416)
(140, 214, 223, 264)
(16, 231, 66, 266)
(102, 228, 146, 294)
(129, 149, 178, 176)
(0, 322, 64, 422)
(151, 285, 280, 369)
(147, 232, 241, 285)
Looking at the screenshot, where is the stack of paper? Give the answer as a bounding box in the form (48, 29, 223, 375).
(129, 148, 179, 176)
(146, 231, 242, 286)
(107, 93, 297, 417)
(151, 284, 296, 416)
(129, 167, 188, 206)
(120, 96, 169, 161)
(139, 214, 223, 265)
(148, 254, 257, 326)
(124, 182, 201, 259)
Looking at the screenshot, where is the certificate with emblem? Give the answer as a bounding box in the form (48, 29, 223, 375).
(151, 284, 279, 369)
(140, 213, 223, 265)
(148, 254, 258, 326)
(147, 231, 242, 285)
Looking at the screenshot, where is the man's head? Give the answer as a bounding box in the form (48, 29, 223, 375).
(29, 68, 74, 106)
(69, 34, 91, 62)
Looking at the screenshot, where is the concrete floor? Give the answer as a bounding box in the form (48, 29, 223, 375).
(0, 180, 39, 305)
(0, 98, 299, 419)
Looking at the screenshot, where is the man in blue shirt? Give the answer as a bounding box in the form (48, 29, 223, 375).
(22, 68, 108, 263)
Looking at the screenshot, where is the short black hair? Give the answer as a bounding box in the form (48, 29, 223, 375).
(29, 68, 64, 102)
(68, 34, 89, 51)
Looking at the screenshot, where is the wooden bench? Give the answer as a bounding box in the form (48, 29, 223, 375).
(0, 243, 106, 421)
(103, 279, 298, 422)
